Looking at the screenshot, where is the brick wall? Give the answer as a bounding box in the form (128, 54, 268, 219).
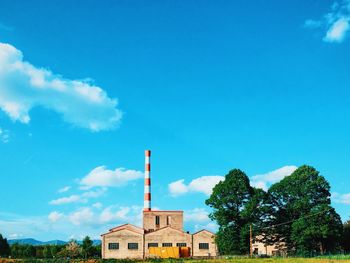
(103, 229, 144, 259)
(145, 227, 192, 257)
(143, 211, 183, 231)
(192, 230, 217, 257)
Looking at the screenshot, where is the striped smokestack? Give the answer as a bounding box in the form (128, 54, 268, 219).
(144, 150, 151, 211)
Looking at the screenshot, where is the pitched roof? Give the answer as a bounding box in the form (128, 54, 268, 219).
(109, 223, 143, 232)
(101, 223, 144, 236)
(143, 210, 183, 213)
(192, 229, 216, 236)
(145, 226, 190, 236)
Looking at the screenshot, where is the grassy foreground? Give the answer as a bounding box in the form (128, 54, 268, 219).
(2, 259, 350, 263)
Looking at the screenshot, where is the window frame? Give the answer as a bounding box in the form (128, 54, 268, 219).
(148, 243, 158, 248)
(162, 243, 173, 247)
(128, 243, 139, 250)
(176, 243, 187, 247)
(166, 215, 171, 225)
(199, 243, 209, 250)
(108, 243, 119, 250)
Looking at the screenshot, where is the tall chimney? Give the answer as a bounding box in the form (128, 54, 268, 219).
(144, 150, 151, 211)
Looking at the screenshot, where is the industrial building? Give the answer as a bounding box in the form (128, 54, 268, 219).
(101, 150, 217, 259)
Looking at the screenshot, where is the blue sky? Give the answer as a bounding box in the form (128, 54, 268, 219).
(0, 0, 350, 241)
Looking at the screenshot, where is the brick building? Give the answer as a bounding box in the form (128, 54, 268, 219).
(101, 150, 217, 259)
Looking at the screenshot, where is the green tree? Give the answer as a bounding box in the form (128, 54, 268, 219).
(23, 245, 36, 258)
(65, 240, 80, 258)
(10, 243, 21, 258)
(43, 245, 51, 258)
(93, 244, 101, 258)
(50, 245, 60, 258)
(81, 236, 94, 258)
(268, 165, 342, 255)
(0, 234, 10, 257)
(205, 169, 267, 254)
(343, 219, 350, 252)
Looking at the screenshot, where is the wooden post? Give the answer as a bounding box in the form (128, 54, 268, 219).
(250, 224, 253, 258)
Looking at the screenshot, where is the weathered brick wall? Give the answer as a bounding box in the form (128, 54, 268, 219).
(102, 229, 144, 259)
(143, 211, 183, 231)
(145, 227, 192, 257)
(192, 230, 217, 257)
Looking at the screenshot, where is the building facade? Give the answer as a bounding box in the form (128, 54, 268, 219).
(101, 150, 217, 259)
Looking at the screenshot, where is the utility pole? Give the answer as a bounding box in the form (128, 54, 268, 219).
(250, 224, 253, 258)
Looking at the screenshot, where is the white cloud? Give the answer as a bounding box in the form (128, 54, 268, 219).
(80, 166, 143, 189)
(169, 166, 297, 196)
(58, 186, 71, 193)
(8, 233, 23, 239)
(82, 188, 106, 198)
(324, 17, 350, 42)
(0, 42, 122, 131)
(49, 195, 83, 205)
(188, 176, 224, 195)
(251, 165, 298, 191)
(47, 202, 143, 229)
(48, 211, 64, 223)
(185, 208, 217, 233)
(92, 202, 103, 209)
(169, 176, 224, 196)
(66, 204, 142, 226)
(69, 207, 94, 226)
(99, 205, 143, 226)
(305, 0, 350, 43)
(194, 222, 218, 233)
(332, 192, 350, 204)
(184, 208, 210, 223)
(0, 128, 10, 143)
(0, 213, 51, 240)
(99, 206, 130, 223)
(168, 180, 188, 196)
(49, 188, 106, 205)
(0, 208, 136, 241)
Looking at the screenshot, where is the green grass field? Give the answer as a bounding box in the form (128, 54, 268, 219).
(3, 258, 350, 263)
(185, 259, 350, 263)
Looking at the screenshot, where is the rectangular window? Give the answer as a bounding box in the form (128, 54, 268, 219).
(162, 243, 172, 247)
(176, 243, 187, 247)
(148, 243, 158, 248)
(199, 243, 209, 249)
(108, 243, 119, 250)
(155, 215, 160, 225)
(128, 243, 138, 250)
(166, 215, 171, 225)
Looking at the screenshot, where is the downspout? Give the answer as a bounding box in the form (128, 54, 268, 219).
(191, 234, 194, 258)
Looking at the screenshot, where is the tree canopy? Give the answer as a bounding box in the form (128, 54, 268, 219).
(0, 234, 10, 257)
(343, 219, 350, 252)
(205, 165, 343, 255)
(82, 236, 94, 259)
(268, 165, 342, 255)
(205, 169, 267, 254)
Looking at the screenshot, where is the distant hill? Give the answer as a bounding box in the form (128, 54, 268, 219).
(8, 238, 44, 245)
(42, 240, 67, 245)
(8, 238, 101, 246)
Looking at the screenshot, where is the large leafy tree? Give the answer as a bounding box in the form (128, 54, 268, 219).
(205, 169, 268, 255)
(343, 219, 350, 252)
(0, 234, 10, 257)
(268, 165, 342, 254)
(82, 236, 94, 258)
